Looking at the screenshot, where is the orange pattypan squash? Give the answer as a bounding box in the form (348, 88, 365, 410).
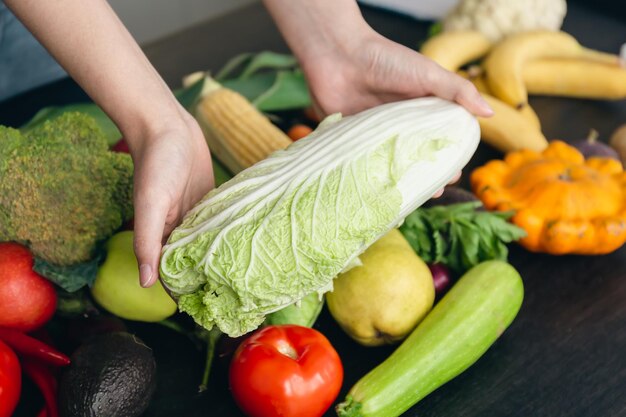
(470, 140, 626, 255)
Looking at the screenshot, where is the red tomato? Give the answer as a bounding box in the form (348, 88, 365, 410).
(229, 325, 343, 417)
(0, 243, 57, 331)
(0, 339, 21, 417)
(287, 124, 313, 141)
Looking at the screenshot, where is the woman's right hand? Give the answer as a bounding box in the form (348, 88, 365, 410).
(128, 111, 214, 288)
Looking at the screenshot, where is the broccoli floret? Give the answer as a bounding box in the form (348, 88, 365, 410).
(0, 112, 133, 265)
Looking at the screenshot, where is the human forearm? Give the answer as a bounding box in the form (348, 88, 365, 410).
(5, 0, 214, 287)
(4, 0, 186, 147)
(262, 0, 370, 65)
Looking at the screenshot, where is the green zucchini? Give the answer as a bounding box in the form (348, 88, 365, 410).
(336, 260, 524, 417)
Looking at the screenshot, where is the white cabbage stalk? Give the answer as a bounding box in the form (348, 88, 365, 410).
(160, 97, 480, 336)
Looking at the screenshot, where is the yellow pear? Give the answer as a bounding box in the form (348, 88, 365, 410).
(91, 231, 177, 322)
(326, 229, 434, 346)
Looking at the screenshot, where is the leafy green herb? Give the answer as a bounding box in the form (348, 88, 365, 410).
(400, 202, 526, 274)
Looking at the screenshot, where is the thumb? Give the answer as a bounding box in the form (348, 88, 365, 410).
(424, 64, 494, 117)
(133, 191, 168, 288)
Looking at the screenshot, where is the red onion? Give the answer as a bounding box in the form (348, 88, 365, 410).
(428, 263, 452, 295)
(572, 129, 619, 160)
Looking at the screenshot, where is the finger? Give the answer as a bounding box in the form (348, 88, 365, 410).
(426, 66, 494, 117)
(133, 190, 169, 288)
(449, 171, 462, 185)
(432, 188, 445, 198)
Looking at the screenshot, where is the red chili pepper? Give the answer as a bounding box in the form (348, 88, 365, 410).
(0, 339, 21, 417)
(22, 360, 58, 417)
(0, 327, 70, 367)
(230, 325, 343, 417)
(36, 406, 48, 417)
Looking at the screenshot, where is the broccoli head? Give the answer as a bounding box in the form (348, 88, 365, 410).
(0, 112, 133, 265)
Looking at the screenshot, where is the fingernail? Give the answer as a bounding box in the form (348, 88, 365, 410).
(139, 264, 153, 288)
(477, 96, 494, 116)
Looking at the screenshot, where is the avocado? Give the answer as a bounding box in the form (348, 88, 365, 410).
(58, 332, 157, 417)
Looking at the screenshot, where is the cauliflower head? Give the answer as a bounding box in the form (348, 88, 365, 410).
(443, 0, 567, 42)
(0, 113, 133, 265)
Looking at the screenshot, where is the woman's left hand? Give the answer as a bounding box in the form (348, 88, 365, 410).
(302, 28, 493, 118)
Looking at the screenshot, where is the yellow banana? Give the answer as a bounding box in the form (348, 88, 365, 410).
(523, 58, 626, 99)
(484, 31, 619, 108)
(474, 74, 541, 130)
(458, 68, 542, 130)
(478, 94, 548, 153)
(420, 31, 492, 72)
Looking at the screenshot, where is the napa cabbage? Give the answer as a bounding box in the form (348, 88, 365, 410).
(160, 97, 480, 336)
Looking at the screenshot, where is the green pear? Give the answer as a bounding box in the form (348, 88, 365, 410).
(326, 229, 434, 346)
(91, 231, 176, 322)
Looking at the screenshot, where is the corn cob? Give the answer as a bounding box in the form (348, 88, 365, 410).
(187, 73, 292, 174)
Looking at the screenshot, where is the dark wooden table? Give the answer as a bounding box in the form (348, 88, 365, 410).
(2, 3, 626, 417)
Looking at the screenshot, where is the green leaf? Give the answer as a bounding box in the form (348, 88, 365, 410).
(174, 77, 206, 111)
(457, 221, 480, 270)
(432, 229, 447, 263)
(238, 52, 298, 79)
(215, 52, 254, 81)
(252, 70, 311, 112)
(222, 71, 311, 111)
(215, 52, 298, 81)
(212, 157, 232, 186)
(222, 72, 277, 102)
(493, 240, 511, 260)
(401, 212, 432, 260)
(447, 221, 464, 273)
(399, 201, 526, 275)
(34, 247, 106, 292)
(217, 52, 311, 112)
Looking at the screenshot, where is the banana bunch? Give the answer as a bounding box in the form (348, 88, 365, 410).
(421, 30, 626, 153)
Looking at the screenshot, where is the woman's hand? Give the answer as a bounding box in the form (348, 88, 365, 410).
(263, 0, 487, 197)
(302, 29, 493, 118)
(263, 0, 493, 119)
(5, 0, 217, 287)
(129, 113, 214, 287)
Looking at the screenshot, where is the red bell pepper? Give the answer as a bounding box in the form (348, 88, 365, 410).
(229, 325, 343, 417)
(0, 327, 70, 367)
(0, 339, 21, 417)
